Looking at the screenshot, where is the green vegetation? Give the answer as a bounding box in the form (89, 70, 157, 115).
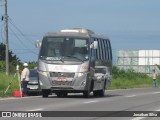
(0, 62, 37, 97)
(0, 42, 38, 97)
(0, 72, 19, 97)
(0, 42, 37, 73)
(108, 66, 157, 89)
(0, 61, 37, 73)
(0, 43, 20, 62)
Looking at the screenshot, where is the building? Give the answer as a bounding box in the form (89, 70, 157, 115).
(116, 50, 160, 74)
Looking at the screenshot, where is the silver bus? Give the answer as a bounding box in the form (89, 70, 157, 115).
(36, 28, 112, 98)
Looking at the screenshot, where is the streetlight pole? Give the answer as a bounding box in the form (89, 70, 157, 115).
(4, 0, 9, 75)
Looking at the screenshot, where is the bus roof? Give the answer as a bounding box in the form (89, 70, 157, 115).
(44, 28, 109, 40)
(44, 32, 90, 38)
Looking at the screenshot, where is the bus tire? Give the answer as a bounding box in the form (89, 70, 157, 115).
(56, 92, 63, 97)
(42, 90, 49, 98)
(99, 85, 105, 97)
(93, 91, 99, 97)
(83, 91, 90, 98)
(99, 89, 105, 97)
(62, 92, 68, 97)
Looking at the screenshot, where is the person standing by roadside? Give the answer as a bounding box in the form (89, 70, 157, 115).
(152, 69, 159, 88)
(21, 63, 30, 96)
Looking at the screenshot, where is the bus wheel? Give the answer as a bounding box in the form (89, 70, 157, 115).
(56, 92, 68, 97)
(62, 92, 68, 97)
(93, 91, 99, 97)
(99, 88, 105, 97)
(42, 90, 49, 98)
(56, 92, 63, 97)
(83, 91, 90, 98)
(99, 80, 106, 97)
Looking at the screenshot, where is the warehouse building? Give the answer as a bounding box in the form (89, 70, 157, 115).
(116, 50, 160, 74)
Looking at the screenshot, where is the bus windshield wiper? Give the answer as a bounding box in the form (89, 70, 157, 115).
(63, 55, 84, 62)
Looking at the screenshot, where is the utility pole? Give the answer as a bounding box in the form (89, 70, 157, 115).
(4, 0, 9, 75)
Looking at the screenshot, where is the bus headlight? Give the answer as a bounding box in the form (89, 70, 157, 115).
(78, 72, 88, 77)
(97, 76, 102, 80)
(39, 71, 48, 77)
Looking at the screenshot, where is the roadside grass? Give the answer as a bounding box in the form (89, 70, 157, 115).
(0, 72, 20, 97)
(109, 66, 159, 89)
(108, 78, 153, 90)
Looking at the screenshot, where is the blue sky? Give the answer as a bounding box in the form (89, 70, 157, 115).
(0, 0, 160, 64)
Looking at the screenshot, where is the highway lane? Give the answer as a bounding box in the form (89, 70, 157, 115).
(0, 88, 160, 120)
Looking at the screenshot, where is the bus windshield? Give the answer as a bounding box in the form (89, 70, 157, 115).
(39, 37, 89, 61)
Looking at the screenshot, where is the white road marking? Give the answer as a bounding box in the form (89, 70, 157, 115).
(83, 100, 98, 104)
(0, 96, 41, 101)
(107, 88, 147, 92)
(125, 91, 160, 98)
(155, 109, 160, 111)
(152, 92, 160, 94)
(27, 108, 43, 111)
(0, 97, 17, 100)
(125, 95, 136, 98)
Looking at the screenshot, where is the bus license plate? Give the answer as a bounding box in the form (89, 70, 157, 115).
(57, 78, 67, 82)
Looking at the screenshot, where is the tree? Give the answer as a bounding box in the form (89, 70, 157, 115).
(0, 42, 21, 72)
(0, 43, 20, 62)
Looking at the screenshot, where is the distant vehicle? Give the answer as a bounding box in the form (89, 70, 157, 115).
(36, 28, 112, 98)
(27, 68, 41, 95)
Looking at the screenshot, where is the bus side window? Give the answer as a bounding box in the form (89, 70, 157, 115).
(106, 40, 109, 60)
(98, 39, 102, 60)
(95, 39, 100, 60)
(91, 49, 96, 61)
(108, 40, 112, 60)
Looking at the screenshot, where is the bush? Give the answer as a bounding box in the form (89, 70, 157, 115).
(109, 66, 152, 89)
(0, 61, 5, 72)
(0, 72, 20, 97)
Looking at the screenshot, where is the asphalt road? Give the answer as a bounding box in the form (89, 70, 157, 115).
(0, 88, 160, 120)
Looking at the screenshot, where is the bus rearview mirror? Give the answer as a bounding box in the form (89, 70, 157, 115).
(90, 41, 98, 49)
(35, 40, 42, 48)
(93, 41, 98, 49)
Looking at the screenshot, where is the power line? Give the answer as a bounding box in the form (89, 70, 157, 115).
(8, 32, 42, 37)
(8, 25, 38, 55)
(0, 0, 4, 7)
(14, 51, 37, 54)
(7, 17, 39, 55)
(11, 48, 37, 50)
(8, 17, 35, 45)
